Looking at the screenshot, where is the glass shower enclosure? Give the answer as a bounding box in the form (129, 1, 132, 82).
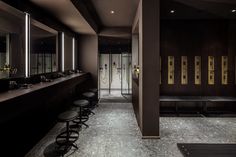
(99, 52, 132, 97)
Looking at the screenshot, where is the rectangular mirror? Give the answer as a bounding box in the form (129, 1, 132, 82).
(0, 33, 9, 78)
(0, 2, 25, 79)
(30, 19, 58, 75)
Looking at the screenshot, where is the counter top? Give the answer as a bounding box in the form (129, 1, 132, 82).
(0, 73, 87, 103)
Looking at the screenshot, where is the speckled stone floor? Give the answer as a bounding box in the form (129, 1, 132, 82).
(25, 100, 236, 157)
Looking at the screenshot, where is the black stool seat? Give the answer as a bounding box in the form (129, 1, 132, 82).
(56, 111, 79, 152)
(72, 99, 89, 128)
(73, 99, 89, 107)
(58, 111, 78, 122)
(83, 92, 95, 98)
(89, 88, 98, 93)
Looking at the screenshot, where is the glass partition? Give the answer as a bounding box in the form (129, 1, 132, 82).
(121, 53, 132, 95)
(111, 54, 121, 90)
(30, 20, 58, 75)
(100, 54, 110, 90)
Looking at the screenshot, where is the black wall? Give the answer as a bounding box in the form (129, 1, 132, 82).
(160, 20, 236, 97)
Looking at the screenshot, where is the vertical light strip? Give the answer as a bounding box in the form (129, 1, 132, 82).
(72, 37, 75, 70)
(25, 13, 30, 77)
(61, 32, 64, 72)
(28, 15, 30, 75)
(6, 34, 10, 64)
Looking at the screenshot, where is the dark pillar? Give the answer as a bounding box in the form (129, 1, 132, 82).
(141, 0, 160, 138)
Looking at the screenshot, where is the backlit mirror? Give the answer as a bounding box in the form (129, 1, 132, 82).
(30, 19, 58, 75)
(0, 2, 25, 79)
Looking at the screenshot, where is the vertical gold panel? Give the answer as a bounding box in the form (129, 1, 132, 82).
(221, 56, 228, 85)
(168, 56, 174, 84)
(208, 56, 214, 85)
(160, 57, 161, 84)
(181, 56, 188, 84)
(194, 56, 201, 85)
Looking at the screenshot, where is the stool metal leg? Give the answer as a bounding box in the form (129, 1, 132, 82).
(56, 121, 79, 150)
(79, 106, 89, 128)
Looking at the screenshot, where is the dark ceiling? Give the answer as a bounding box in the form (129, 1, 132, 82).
(15, 0, 236, 36)
(99, 36, 131, 53)
(90, 0, 139, 27)
(161, 0, 236, 19)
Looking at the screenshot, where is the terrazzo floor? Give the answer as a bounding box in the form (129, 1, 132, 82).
(26, 99, 236, 157)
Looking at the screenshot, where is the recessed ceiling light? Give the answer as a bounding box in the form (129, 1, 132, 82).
(231, 9, 236, 13)
(110, 10, 115, 14)
(170, 10, 175, 14)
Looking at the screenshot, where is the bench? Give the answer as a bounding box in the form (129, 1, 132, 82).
(159, 96, 236, 115)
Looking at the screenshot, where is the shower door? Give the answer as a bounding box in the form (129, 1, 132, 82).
(121, 53, 132, 95)
(99, 53, 122, 96)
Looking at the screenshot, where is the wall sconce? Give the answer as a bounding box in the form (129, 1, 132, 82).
(133, 65, 140, 78)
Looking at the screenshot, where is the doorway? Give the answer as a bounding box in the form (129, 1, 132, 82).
(99, 52, 132, 98)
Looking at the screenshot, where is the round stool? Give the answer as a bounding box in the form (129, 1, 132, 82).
(89, 88, 98, 93)
(82, 92, 96, 114)
(73, 99, 89, 128)
(83, 92, 95, 99)
(89, 88, 99, 106)
(56, 111, 79, 150)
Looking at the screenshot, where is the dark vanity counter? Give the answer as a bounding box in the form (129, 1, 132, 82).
(0, 72, 91, 157)
(0, 72, 87, 103)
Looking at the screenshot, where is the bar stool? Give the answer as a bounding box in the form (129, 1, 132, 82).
(89, 88, 98, 106)
(73, 99, 89, 128)
(56, 111, 79, 151)
(82, 92, 96, 114)
(89, 88, 98, 94)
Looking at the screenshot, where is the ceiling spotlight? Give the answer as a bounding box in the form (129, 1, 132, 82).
(110, 10, 115, 14)
(170, 10, 175, 14)
(232, 9, 236, 13)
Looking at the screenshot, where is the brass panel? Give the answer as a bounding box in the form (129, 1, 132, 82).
(181, 56, 188, 84)
(208, 56, 214, 85)
(168, 56, 174, 84)
(221, 56, 228, 85)
(194, 56, 201, 85)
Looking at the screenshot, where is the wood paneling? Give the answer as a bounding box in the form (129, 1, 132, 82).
(160, 20, 236, 97)
(141, 0, 160, 137)
(132, 34, 140, 126)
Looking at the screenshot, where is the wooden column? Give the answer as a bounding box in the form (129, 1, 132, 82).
(141, 0, 160, 138)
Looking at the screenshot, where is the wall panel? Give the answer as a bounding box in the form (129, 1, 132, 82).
(160, 20, 235, 96)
